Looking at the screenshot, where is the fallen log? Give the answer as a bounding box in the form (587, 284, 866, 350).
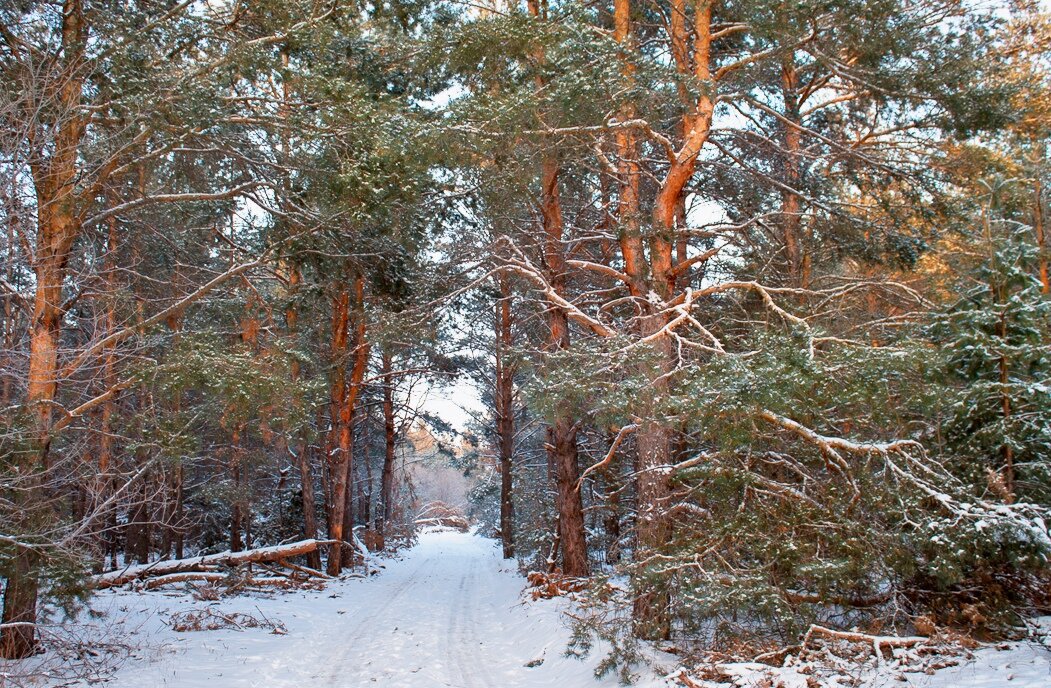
(414, 516, 470, 532)
(93, 539, 336, 589)
(141, 572, 226, 590)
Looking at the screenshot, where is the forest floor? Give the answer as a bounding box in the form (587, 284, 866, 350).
(54, 528, 660, 687)
(12, 529, 1051, 687)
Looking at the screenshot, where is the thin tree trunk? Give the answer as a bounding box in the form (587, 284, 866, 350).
(169, 311, 186, 560)
(229, 301, 260, 553)
(494, 278, 515, 559)
(159, 310, 183, 559)
(126, 430, 152, 565)
(173, 462, 185, 560)
(998, 311, 1015, 501)
(340, 403, 357, 568)
(319, 401, 333, 541)
(603, 467, 622, 565)
(780, 53, 807, 288)
(95, 212, 120, 570)
(378, 349, 397, 549)
(360, 421, 373, 537)
(286, 266, 321, 568)
(1, 195, 17, 408)
(1034, 142, 1047, 293)
(230, 425, 245, 552)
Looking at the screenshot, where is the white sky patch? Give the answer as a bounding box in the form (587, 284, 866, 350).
(416, 376, 487, 435)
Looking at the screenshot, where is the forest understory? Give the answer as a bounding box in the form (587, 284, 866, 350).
(2, 528, 1050, 688)
(2, 0, 1051, 686)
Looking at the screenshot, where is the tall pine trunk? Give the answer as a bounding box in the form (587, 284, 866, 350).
(325, 286, 351, 574)
(539, 159, 589, 578)
(325, 275, 368, 575)
(612, 0, 715, 640)
(1, 1, 87, 657)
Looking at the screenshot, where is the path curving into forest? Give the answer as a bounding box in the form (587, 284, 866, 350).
(92, 529, 645, 688)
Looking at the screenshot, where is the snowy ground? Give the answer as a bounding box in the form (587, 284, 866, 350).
(714, 640, 1051, 688)
(10, 529, 1051, 687)
(55, 529, 669, 688)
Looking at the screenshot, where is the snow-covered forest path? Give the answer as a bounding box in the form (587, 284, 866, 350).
(53, 528, 1051, 688)
(92, 529, 649, 688)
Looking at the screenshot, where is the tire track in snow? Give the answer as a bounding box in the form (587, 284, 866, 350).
(323, 555, 435, 686)
(442, 551, 501, 688)
(443, 558, 483, 688)
(458, 554, 501, 688)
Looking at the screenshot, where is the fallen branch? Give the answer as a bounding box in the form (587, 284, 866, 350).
(414, 516, 470, 531)
(277, 558, 333, 580)
(168, 608, 286, 634)
(349, 528, 380, 575)
(526, 571, 587, 600)
(247, 576, 300, 588)
(801, 624, 926, 662)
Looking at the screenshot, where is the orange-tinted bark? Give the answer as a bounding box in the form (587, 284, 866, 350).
(325, 275, 369, 575)
(1, 0, 87, 659)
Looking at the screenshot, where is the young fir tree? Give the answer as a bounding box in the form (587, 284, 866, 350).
(934, 219, 1051, 506)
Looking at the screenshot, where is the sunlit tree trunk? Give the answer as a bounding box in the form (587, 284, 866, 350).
(325, 285, 350, 573)
(614, 0, 715, 640)
(1034, 140, 1047, 294)
(0, 0, 87, 658)
(326, 275, 369, 575)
